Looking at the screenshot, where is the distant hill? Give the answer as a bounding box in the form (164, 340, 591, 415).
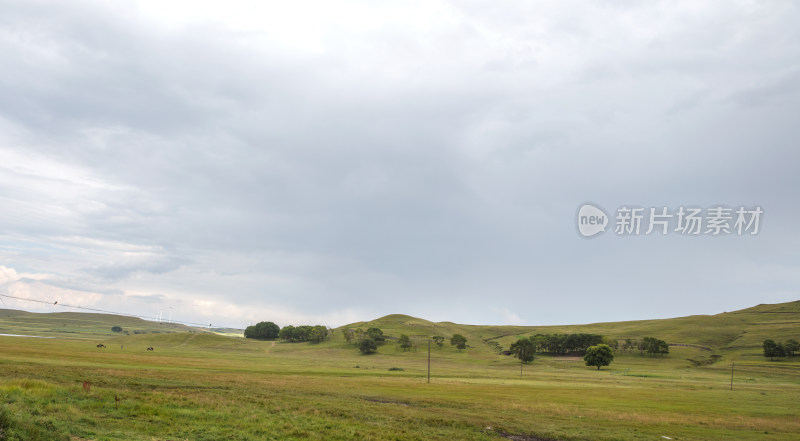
(340, 300, 800, 355)
(0, 308, 202, 340)
(2, 300, 798, 355)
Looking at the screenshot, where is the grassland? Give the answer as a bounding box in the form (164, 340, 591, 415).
(1, 302, 799, 440)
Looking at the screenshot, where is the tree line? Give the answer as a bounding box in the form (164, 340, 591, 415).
(244, 321, 330, 344)
(528, 333, 605, 354)
(279, 325, 329, 343)
(508, 337, 615, 370)
(620, 337, 669, 356)
(341, 328, 468, 354)
(505, 333, 670, 370)
(342, 327, 386, 353)
(763, 339, 799, 360)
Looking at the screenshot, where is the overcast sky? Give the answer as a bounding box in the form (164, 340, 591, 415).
(1, 0, 798, 329)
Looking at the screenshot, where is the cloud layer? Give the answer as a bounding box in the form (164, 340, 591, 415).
(1, 0, 798, 327)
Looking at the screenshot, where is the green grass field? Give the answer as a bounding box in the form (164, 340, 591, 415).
(1, 302, 799, 440)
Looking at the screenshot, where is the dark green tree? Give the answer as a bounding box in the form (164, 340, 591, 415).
(366, 328, 385, 343)
(642, 337, 669, 357)
(774, 342, 786, 359)
(359, 337, 378, 354)
(510, 338, 535, 363)
(584, 344, 614, 370)
(450, 334, 467, 352)
(763, 339, 778, 360)
(309, 326, 327, 343)
(398, 334, 412, 351)
(244, 321, 280, 340)
(432, 336, 444, 348)
(279, 325, 295, 341)
(784, 339, 799, 357)
(111, 326, 123, 333)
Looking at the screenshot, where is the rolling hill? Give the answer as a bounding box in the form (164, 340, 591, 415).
(2, 300, 799, 358)
(341, 300, 800, 360)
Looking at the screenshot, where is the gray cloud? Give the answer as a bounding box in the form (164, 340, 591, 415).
(0, 0, 798, 327)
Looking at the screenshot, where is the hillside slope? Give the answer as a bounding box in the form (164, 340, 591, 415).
(0, 308, 198, 340)
(341, 300, 800, 355)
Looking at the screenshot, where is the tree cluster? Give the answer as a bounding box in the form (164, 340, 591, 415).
(529, 333, 604, 354)
(342, 327, 386, 354)
(641, 337, 670, 356)
(244, 321, 280, 340)
(278, 325, 328, 343)
(763, 339, 799, 360)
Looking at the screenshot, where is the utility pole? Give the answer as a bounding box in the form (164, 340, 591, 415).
(427, 339, 431, 384)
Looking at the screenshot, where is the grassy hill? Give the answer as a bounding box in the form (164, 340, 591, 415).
(3, 300, 799, 352)
(0, 308, 200, 340)
(341, 300, 800, 357)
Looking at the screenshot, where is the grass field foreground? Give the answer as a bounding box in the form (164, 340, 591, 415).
(1, 302, 799, 440)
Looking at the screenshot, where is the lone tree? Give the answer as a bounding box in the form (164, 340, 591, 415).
(111, 326, 123, 333)
(510, 338, 535, 364)
(244, 321, 280, 340)
(450, 334, 467, 352)
(359, 337, 378, 354)
(432, 336, 444, 348)
(584, 344, 614, 370)
(398, 334, 412, 351)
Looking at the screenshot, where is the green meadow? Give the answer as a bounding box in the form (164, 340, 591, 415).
(1, 302, 799, 441)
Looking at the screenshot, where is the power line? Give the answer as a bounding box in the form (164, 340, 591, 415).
(0, 292, 227, 329)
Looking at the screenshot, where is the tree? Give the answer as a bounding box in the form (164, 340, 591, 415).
(279, 325, 295, 341)
(398, 334, 412, 351)
(111, 326, 123, 333)
(623, 338, 634, 352)
(642, 337, 669, 357)
(359, 338, 378, 354)
(785, 339, 799, 357)
(432, 336, 444, 348)
(245, 321, 280, 340)
(763, 339, 778, 360)
(309, 326, 327, 343)
(584, 344, 614, 370)
(774, 342, 786, 359)
(342, 328, 355, 344)
(510, 338, 535, 364)
(257, 321, 280, 339)
(366, 328, 385, 343)
(450, 334, 467, 352)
